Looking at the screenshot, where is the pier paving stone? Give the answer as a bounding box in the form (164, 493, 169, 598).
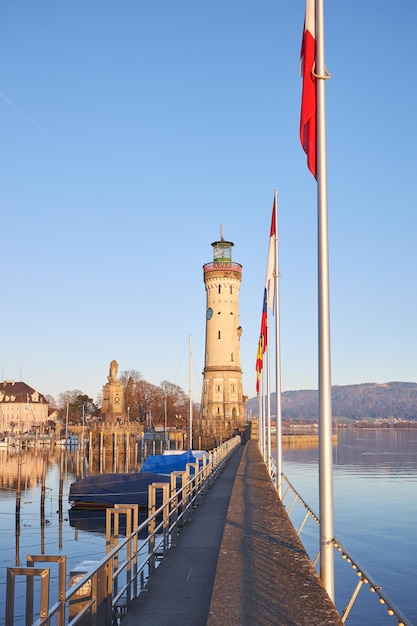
(207, 441, 343, 626)
(121, 441, 343, 626)
(121, 444, 244, 626)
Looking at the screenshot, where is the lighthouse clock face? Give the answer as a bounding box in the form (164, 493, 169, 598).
(207, 307, 213, 320)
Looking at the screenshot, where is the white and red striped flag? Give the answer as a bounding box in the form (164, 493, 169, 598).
(300, 0, 317, 178)
(265, 196, 276, 311)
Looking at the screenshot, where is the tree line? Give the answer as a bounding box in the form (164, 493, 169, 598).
(47, 370, 195, 428)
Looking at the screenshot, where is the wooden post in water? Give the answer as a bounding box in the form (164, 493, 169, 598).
(89, 431, 93, 468)
(40, 458, 46, 554)
(124, 432, 126, 469)
(113, 433, 119, 472)
(112, 432, 116, 473)
(59, 452, 64, 550)
(100, 431, 104, 474)
(15, 456, 22, 566)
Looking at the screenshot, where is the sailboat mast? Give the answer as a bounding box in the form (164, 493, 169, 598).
(65, 403, 69, 441)
(189, 334, 193, 449)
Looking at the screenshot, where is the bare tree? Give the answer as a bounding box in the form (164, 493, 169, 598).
(56, 390, 90, 424)
(44, 394, 57, 410)
(160, 381, 190, 427)
(57, 390, 85, 410)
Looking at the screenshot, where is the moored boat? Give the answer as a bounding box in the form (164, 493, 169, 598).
(68, 450, 208, 511)
(68, 471, 172, 510)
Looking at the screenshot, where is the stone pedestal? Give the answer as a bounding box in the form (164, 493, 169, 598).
(101, 381, 124, 423)
(101, 359, 125, 423)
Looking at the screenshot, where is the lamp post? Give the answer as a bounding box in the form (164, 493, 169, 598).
(82, 403, 86, 449)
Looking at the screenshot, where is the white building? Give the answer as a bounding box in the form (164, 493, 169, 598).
(0, 381, 49, 434)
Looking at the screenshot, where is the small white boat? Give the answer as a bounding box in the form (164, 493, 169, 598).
(58, 434, 78, 448)
(0, 436, 20, 448)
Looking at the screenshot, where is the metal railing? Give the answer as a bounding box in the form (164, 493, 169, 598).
(269, 461, 413, 626)
(202, 261, 242, 274)
(5, 436, 241, 626)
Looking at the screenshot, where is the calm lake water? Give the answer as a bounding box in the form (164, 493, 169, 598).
(0, 428, 416, 625)
(281, 428, 417, 625)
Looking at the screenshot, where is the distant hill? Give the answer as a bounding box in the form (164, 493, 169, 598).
(247, 382, 417, 422)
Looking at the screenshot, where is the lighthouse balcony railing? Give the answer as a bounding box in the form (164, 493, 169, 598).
(203, 262, 242, 274)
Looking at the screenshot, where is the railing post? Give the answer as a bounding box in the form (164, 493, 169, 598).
(186, 463, 198, 508)
(148, 482, 170, 565)
(6, 567, 50, 626)
(26, 555, 66, 626)
(171, 471, 186, 526)
(113, 505, 139, 607)
(147, 483, 156, 573)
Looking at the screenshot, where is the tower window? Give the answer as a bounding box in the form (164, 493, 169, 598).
(218, 285, 221, 294)
(231, 353, 234, 361)
(230, 286, 233, 294)
(218, 331, 221, 339)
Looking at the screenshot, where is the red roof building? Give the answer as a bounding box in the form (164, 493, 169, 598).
(0, 381, 49, 434)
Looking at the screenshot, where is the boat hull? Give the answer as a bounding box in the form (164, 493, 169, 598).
(69, 472, 172, 511)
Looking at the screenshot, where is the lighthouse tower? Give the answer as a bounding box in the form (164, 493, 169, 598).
(199, 230, 246, 448)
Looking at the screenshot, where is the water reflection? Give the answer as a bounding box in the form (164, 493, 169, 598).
(1, 429, 416, 625)
(68, 508, 149, 539)
(282, 428, 417, 473)
(0, 435, 147, 570)
(282, 428, 417, 625)
(335, 428, 417, 476)
(68, 508, 109, 534)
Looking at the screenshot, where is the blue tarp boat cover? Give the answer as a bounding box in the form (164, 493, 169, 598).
(69, 450, 208, 510)
(69, 472, 171, 510)
(140, 450, 202, 474)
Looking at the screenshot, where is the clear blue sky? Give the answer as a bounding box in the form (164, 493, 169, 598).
(1, 1, 416, 405)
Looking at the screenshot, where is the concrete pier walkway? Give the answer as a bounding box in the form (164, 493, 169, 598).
(122, 440, 342, 626)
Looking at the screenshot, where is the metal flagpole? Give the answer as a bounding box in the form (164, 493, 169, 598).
(264, 376, 268, 461)
(273, 189, 283, 496)
(261, 371, 266, 460)
(315, 0, 334, 600)
(266, 336, 272, 473)
(258, 383, 263, 456)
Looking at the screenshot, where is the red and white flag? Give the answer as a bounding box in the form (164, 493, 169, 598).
(300, 0, 317, 179)
(265, 196, 276, 311)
